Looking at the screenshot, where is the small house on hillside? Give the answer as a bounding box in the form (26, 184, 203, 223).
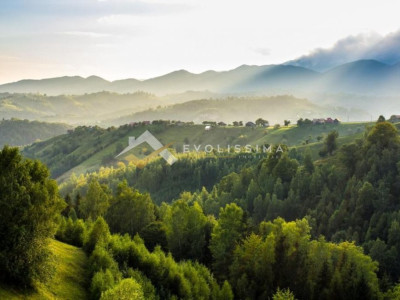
(326, 117, 334, 124)
(205, 125, 212, 131)
(312, 117, 340, 125)
(313, 118, 325, 125)
(245, 121, 256, 127)
(390, 115, 400, 123)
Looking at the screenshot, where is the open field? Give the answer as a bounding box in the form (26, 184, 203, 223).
(0, 240, 88, 300)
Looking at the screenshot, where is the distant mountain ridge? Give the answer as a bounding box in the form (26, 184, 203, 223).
(1, 60, 399, 96)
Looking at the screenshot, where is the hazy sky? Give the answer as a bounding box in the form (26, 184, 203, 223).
(0, 0, 399, 83)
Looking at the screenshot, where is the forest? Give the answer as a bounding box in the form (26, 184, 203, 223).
(0, 118, 71, 148)
(2, 120, 400, 299)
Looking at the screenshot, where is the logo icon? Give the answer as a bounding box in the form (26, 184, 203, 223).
(116, 130, 177, 168)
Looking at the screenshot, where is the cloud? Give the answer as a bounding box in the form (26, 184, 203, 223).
(97, 0, 190, 3)
(253, 47, 271, 56)
(62, 31, 111, 38)
(286, 30, 400, 71)
(0, 55, 20, 61)
(95, 0, 192, 16)
(0, 0, 191, 19)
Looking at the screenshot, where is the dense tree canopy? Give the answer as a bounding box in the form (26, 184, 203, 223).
(105, 181, 155, 237)
(79, 179, 110, 220)
(162, 198, 209, 261)
(210, 203, 247, 280)
(11, 121, 400, 299)
(230, 218, 380, 300)
(0, 146, 64, 287)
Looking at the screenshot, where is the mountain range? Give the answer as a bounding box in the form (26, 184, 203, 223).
(0, 60, 399, 97)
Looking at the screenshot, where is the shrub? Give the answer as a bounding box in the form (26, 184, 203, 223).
(90, 269, 115, 300)
(84, 217, 110, 254)
(88, 245, 120, 279)
(124, 268, 158, 300)
(100, 278, 144, 300)
(273, 288, 297, 300)
(56, 217, 86, 247)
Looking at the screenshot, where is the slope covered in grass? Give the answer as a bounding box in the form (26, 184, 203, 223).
(105, 96, 365, 126)
(0, 92, 161, 124)
(23, 122, 371, 181)
(0, 118, 71, 148)
(0, 239, 88, 300)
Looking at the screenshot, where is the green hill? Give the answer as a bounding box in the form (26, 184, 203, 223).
(0, 239, 88, 300)
(1, 92, 370, 127)
(23, 121, 371, 181)
(104, 96, 369, 126)
(0, 92, 161, 124)
(0, 118, 72, 148)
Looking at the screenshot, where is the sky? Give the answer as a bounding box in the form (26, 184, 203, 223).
(0, 0, 400, 84)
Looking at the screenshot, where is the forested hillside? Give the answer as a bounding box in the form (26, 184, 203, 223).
(0, 118, 71, 147)
(3, 121, 400, 299)
(3, 1, 400, 299)
(54, 121, 400, 298)
(105, 96, 367, 126)
(23, 121, 368, 181)
(0, 92, 160, 124)
(0, 92, 368, 126)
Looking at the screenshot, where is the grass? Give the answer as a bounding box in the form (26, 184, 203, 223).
(23, 122, 373, 182)
(0, 239, 88, 300)
(71, 123, 370, 173)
